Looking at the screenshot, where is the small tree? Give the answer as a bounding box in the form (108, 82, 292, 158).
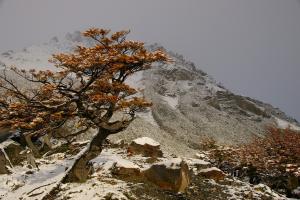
(0, 28, 168, 181)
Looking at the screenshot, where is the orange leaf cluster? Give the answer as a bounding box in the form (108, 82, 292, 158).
(0, 28, 169, 142)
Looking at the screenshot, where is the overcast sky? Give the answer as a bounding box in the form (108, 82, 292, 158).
(0, 0, 299, 121)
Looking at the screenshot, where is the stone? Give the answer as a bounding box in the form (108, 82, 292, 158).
(111, 160, 141, 179)
(186, 158, 210, 170)
(1, 139, 26, 165)
(110, 139, 127, 148)
(127, 137, 163, 158)
(143, 158, 190, 193)
(0, 149, 10, 174)
(199, 167, 226, 181)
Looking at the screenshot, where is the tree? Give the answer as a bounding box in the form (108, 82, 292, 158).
(0, 28, 168, 182)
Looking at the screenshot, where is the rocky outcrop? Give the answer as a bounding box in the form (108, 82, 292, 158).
(143, 158, 190, 192)
(128, 137, 163, 158)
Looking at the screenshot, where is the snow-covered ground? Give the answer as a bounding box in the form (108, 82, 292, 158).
(0, 154, 72, 200)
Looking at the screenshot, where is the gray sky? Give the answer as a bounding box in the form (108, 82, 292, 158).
(0, 0, 299, 121)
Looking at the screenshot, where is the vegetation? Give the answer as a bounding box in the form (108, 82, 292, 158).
(202, 127, 300, 197)
(0, 28, 168, 182)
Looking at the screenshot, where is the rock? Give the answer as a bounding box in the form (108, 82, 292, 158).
(143, 158, 190, 192)
(195, 152, 209, 160)
(199, 167, 226, 181)
(110, 139, 127, 148)
(1, 139, 26, 165)
(0, 149, 10, 174)
(186, 158, 210, 170)
(128, 137, 163, 158)
(111, 160, 141, 179)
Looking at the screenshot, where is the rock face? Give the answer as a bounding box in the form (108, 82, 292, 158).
(128, 137, 163, 158)
(199, 167, 226, 181)
(143, 158, 190, 192)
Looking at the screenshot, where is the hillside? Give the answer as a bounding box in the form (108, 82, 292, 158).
(0, 32, 299, 200)
(0, 32, 299, 155)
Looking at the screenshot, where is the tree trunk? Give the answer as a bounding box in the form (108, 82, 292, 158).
(62, 128, 109, 183)
(24, 133, 40, 158)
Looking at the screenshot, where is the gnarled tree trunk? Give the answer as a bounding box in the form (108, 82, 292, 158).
(62, 128, 109, 183)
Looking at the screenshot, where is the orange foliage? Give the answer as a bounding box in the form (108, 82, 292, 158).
(0, 28, 169, 144)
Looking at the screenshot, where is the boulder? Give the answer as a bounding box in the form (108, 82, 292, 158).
(128, 137, 163, 158)
(199, 167, 226, 181)
(1, 139, 26, 165)
(0, 149, 10, 174)
(143, 158, 190, 193)
(110, 139, 127, 148)
(186, 158, 210, 170)
(111, 160, 141, 179)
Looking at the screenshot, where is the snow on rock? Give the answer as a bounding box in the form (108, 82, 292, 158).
(275, 117, 300, 131)
(91, 149, 139, 175)
(195, 152, 210, 160)
(132, 137, 160, 147)
(185, 158, 210, 168)
(199, 167, 226, 181)
(111, 160, 141, 178)
(200, 167, 222, 173)
(128, 137, 163, 158)
(155, 158, 183, 170)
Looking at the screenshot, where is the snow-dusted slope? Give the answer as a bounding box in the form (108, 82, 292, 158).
(1, 32, 299, 153)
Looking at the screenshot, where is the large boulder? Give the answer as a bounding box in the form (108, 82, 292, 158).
(143, 158, 190, 193)
(1, 139, 26, 165)
(111, 159, 141, 179)
(0, 149, 10, 174)
(199, 167, 226, 181)
(128, 137, 163, 158)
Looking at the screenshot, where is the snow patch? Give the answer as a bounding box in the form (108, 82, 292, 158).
(0, 159, 72, 200)
(155, 158, 183, 169)
(275, 117, 300, 131)
(132, 137, 160, 146)
(185, 158, 210, 166)
(199, 167, 222, 173)
(92, 149, 139, 173)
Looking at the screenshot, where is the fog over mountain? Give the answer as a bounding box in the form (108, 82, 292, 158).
(0, 0, 299, 121)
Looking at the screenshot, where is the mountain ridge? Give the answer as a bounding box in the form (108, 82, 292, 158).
(0, 31, 299, 156)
